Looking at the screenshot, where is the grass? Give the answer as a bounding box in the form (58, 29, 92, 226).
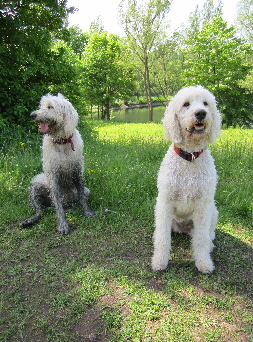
(0, 120, 252, 342)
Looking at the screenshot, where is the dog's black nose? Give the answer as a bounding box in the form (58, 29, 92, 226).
(195, 109, 206, 121)
(30, 112, 37, 120)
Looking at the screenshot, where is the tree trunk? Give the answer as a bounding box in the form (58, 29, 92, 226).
(102, 98, 110, 120)
(144, 55, 153, 122)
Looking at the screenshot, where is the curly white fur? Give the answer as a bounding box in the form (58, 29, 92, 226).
(21, 93, 94, 234)
(152, 86, 221, 273)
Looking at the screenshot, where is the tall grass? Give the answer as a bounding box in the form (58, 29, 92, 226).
(0, 120, 252, 342)
(211, 127, 253, 225)
(83, 121, 167, 220)
(85, 121, 252, 226)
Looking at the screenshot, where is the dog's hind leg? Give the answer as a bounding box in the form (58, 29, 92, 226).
(209, 202, 218, 242)
(73, 171, 95, 218)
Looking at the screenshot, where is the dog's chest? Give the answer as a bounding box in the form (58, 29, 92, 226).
(42, 142, 83, 173)
(158, 150, 217, 201)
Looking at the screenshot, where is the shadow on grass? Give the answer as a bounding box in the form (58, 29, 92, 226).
(1, 204, 252, 342)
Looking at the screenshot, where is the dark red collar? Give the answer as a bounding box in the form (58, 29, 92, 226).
(174, 144, 203, 161)
(54, 134, 75, 151)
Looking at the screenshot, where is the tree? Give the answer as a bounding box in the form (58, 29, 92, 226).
(47, 40, 83, 110)
(81, 33, 136, 119)
(149, 33, 183, 101)
(235, 0, 253, 93)
(119, 0, 171, 121)
(182, 13, 253, 126)
(66, 26, 88, 59)
(88, 17, 105, 35)
(236, 0, 253, 44)
(185, 0, 223, 40)
(0, 0, 74, 126)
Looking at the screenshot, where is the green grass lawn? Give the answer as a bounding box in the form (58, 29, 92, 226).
(0, 121, 252, 342)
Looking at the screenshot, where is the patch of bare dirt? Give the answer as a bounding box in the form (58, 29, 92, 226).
(72, 303, 107, 342)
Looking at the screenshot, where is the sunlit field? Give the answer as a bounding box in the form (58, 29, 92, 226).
(0, 121, 252, 341)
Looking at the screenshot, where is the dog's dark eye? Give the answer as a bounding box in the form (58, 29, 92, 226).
(183, 102, 190, 107)
(203, 101, 208, 106)
(48, 105, 53, 109)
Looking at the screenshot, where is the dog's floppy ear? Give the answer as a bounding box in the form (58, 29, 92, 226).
(62, 100, 79, 134)
(162, 100, 182, 143)
(207, 103, 222, 144)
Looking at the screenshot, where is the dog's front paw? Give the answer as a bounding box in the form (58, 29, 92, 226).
(152, 257, 168, 272)
(195, 258, 215, 274)
(86, 211, 95, 218)
(20, 214, 41, 227)
(57, 221, 70, 235)
(20, 218, 32, 227)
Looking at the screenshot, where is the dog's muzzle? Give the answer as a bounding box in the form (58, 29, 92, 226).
(187, 109, 207, 133)
(30, 111, 52, 134)
(30, 112, 37, 120)
(195, 109, 206, 121)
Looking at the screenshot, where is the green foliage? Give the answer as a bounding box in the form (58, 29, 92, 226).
(65, 26, 89, 58)
(119, 0, 171, 52)
(47, 40, 85, 113)
(0, 0, 75, 127)
(81, 33, 136, 119)
(150, 33, 183, 99)
(183, 13, 253, 126)
(119, 0, 172, 121)
(236, 0, 253, 44)
(187, 0, 223, 36)
(1, 0, 253, 128)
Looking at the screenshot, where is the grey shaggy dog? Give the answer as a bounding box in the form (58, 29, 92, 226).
(21, 93, 94, 234)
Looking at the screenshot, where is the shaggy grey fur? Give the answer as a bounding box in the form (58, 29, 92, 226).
(21, 94, 94, 234)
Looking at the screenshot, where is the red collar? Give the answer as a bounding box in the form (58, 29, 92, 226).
(174, 144, 203, 161)
(54, 134, 75, 151)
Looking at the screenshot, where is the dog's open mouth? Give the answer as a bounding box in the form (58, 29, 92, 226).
(194, 123, 205, 131)
(38, 121, 56, 134)
(187, 123, 205, 134)
(38, 122, 49, 133)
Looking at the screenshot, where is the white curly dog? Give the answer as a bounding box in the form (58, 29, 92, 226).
(21, 93, 94, 234)
(152, 86, 221, 274)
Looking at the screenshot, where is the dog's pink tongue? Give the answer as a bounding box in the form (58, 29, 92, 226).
(39, 122, 49, 133)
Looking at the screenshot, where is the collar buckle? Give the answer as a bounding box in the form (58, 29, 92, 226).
(190, 152, 196, 161)
(174, 144, 203, 162)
